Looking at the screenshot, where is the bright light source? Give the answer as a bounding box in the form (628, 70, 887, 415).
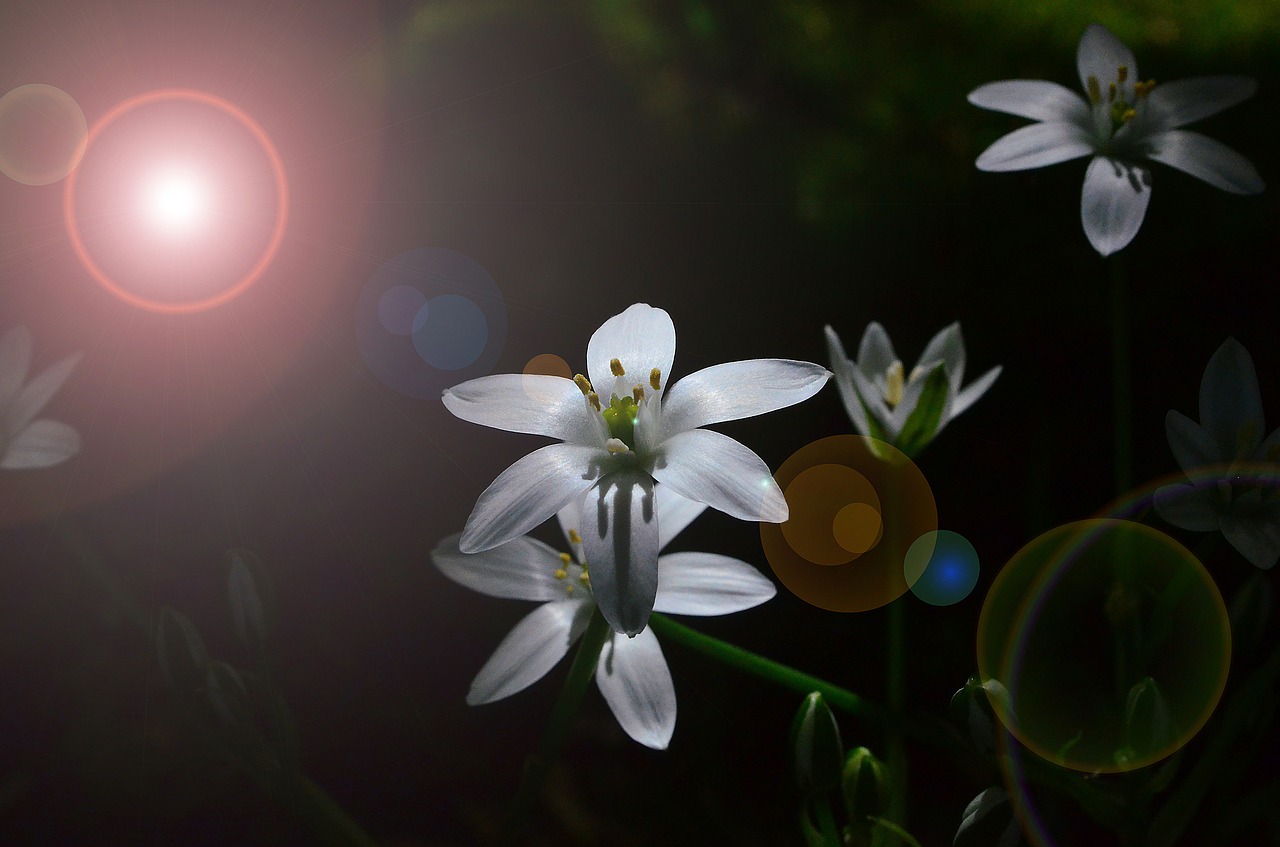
(141, 168, 209, 236)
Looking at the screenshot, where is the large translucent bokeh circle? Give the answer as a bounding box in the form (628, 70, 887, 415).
(761, 435, 937, 612)
(0, 84, 88, 185)
(977, 519, 1230, 774)
(62, 88, 288, 314)
(356, 247, 507, 399)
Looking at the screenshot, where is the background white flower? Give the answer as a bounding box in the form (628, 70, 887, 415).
(825, 322, 999, 457)
(1154, 338, 1279, 569)
(431, 485, 776, 749)
(969, 23, 1264, 256)
(443, 303, 828, 635)
(0, 326, 82, 470)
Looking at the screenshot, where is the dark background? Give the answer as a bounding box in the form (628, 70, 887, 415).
(1, 1, 1277, 844)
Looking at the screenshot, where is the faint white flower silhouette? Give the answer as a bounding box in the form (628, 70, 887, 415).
(0, 326, 81, 470)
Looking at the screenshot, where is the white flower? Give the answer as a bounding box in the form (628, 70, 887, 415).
(969, 23, 1264, 256)
(432, 485, 776, 749)
(0, 326, 81, 470)
(1154, 338, 1279, 569)
(443, 303, 829, 635)
(824, 322, 999, 456)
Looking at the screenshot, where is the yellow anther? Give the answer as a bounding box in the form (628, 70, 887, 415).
(1120, 108, 1136, 123)
(610, 358, 626, 376)
(1108, 82, 1117, 102)
(579, 571, 591, 585)
(554, 568, 568, 580)
(606, 437, 631, 454)
(587, 391, 601, 411)
(1135, 79, 1156, 98)
(884, 361, 905, 409)
(1087, 75, 1101, 104)
(573, 374, 592, 395)
(632, 383, 646, 402)
(568, 529, 582, 544)
(559, 552, 572, 566)
(1117, 65, 1128, 83)
(565, 584, 575, 595)
(650, 368, 662, 391)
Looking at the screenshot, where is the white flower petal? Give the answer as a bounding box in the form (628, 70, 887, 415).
(1221, 509, 1280, 570)
(460, 443, 606, 553)
(660, 359, 830, 436)
(595, 628, 676, 749)
(442, 373, 605, 447)
(0, 326, 32, 404)
(1080, 156, 1152, 256)
(9, 354, 80, 434)
(556, 491, 586, 550)
(1254, 426, 1280, 463)
(856, 323, 898, 378)
(653, 429, 788, 523)
(655, 484, 708, 551)
(467, 599, 592, 704)
(890, 362, 951, 435)
(975, 122, 1096, 172)
(432, 532, 566, 602)
(1077, 24, 1137, 94)
(581, 469, 659, 636)
(950, 365, 1002, 418)
(653, 552, 776, 616)
(967, 80, 1090, 124)
(1166, 410, 1222, 473)
(824, 326, 870, 438)
(1153, 483, 1220, 532)
(1144, 76, 1257, 132)
(1, 420, 80, 470)
(1199, 338, 1263, 459)
(1145, 129, 1264, 195)
(849, 365, 894, 437)
(916, 322, 965, 396)
(586, 304, 675, 402)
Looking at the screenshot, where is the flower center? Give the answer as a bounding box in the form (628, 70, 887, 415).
(553, 536, 591, 597)
(1087, 66, 1156, 137)
(573, 358, 663, 454)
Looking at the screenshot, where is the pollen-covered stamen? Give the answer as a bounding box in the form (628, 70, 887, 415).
(1117, 65, 1128, 83)
(1087, 75, 1102, 104)
(610, 358, 626, 377)
(883, 361, 905, 409)
(579, 570, 590, 586)
(632, 383, 646, 402)
(1134, 79, 1156, 98)
(587, 391, 602, 412)
(573, 373, 593, 395)
(568, 529, 582, 545)
(650, 368, 662, 391)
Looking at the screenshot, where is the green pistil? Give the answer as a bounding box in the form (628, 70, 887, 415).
(601, 394, 638, 449)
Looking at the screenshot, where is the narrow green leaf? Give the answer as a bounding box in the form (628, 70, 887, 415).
(895, 364, 949, 457)
(228, 548, 271, 650)
(155, 607, 208, 692)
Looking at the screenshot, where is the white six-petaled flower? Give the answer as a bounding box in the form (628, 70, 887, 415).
(443, 303, 829, 636)
(825, 321, 999, 455)
(0, 326, 81, 470)
(1154, 338, 1280, 569)
(432, 484, 776, 749)
(969, 23, 1264, 256)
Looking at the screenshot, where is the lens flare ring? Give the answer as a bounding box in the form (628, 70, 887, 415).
(63, 88, 288, 314)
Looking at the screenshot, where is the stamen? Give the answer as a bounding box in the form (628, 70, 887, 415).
(1087, 75, 1101, 104)
(568, 529, 582, 544)
(632, 383, 646, 402)
(606, 437, 631, 454)
(610, 358, 626, 376)
(884, 361, 905, 408)
(559, 552, 572, 566)
(566, 584, 575, 595)
(1108, 82, 1117, 103)
(587, 391, 601, 411)
(1134, 79, 1156, 98)
(907, 364, 926, 384)
(573, 374, 592, 395)
(650, 368, 662, 390)
(579, 571, 591, 585)
(554, 568, 568, 580)
(1117, 65, 1128, 83)
(1120, 108, 1136, 123)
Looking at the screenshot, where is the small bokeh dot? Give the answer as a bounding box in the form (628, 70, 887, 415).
(904, 530, 979, 606)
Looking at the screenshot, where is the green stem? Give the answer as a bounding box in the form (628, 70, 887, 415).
(1109, 254, 1133, 494)
(500, 608, 611, 843)
(881, 597, 908, 843)
(647, 614, 977, 769)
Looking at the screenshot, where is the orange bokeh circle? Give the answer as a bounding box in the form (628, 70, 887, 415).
(62, 88, 288, 314)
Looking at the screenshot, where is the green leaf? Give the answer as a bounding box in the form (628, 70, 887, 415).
(955, 787, 1022, 847)
(791, 691, 845, 794)
(800, 803, 841, 847)
(203, 660, 252, 729)
(228, 548, 272, 651)
(155, 607, 208, 693)
(949, 674, 997, 753)
(895, 364, 949, 458)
